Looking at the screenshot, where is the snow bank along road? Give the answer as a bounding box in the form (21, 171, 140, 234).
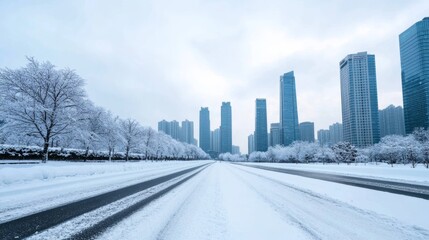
(1, 162, 429, 239)
(238, 163, 429, 200)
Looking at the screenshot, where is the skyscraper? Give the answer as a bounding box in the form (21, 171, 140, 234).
(280, 71, 300, 146)
(329, 122, 343, 144)
(220, 102, 232, 153)
(170, 120, 181, 141)
(181, 120, 194, 144)
(379, 105, 405, 137)
(158, 120, 170, 135)
(340, 52, 380, 147)
(232, 145, 241, 155)
(399, 17, 429, 133)
(199, 107, 210, 152)
(317, 129, 330, 146)
(211, 128, 221, 154)
(254, 99, 268, 151)
(299, 122, 315, 142)
(270, 123, 281, 147)
(248, 134, 255, 154)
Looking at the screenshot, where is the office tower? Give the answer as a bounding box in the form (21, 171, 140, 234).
(399, 17, 429, 133)
(248, 134, 255, 154)
(280, 71, 300, 146)
(379, 105, 405, 137)
(181, 120, 194, 144)
(317, 129, 330, 146)
(211, 128, 221, 154)
(270, 123, 281, 147)
(158, 120, 170, 135)
(299, 122, 315, 142)
(232, 145, 241, 155)
(340, 52, 380, 147)
(199, 107, 210, 152)
(254, 99, 268, 151)
(329, 122, 343, 144)
(220, 102, 232, 153)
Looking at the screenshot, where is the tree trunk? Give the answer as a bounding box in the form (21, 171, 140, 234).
(43, 141, 49, 163)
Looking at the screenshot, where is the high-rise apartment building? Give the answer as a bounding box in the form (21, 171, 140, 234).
(340, 52, 380, 147)
(248, 134, 255, 154)
(379, 105, 405, 137)
(220, 102, 232, 153)
(280, 71, 300, 146)
(317, 129, 330, 146)
(399, 17, 429, 133)
(329, 122, 343, 144)
(299, 122, 315, 142)
(254, 99, 268, 151)
(181, 120, 194, 144)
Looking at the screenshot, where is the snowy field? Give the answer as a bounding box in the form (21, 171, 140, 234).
(0, 160, 211, 222)
(2, 161, 429, 239)
(244, 162, 429, 185)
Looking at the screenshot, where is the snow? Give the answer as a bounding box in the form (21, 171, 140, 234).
(0, 160, 210, 223)
(100, 162, 429, 239)
(244, 162, 429, 185)
(2, 161, 428, 239)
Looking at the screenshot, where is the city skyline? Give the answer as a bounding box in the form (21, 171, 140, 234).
(1, 1, 429, 153)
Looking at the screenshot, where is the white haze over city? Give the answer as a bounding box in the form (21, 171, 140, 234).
(1, 0, 429, 152)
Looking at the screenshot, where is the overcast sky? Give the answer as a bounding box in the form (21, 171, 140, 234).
(1, 0, 428, 153)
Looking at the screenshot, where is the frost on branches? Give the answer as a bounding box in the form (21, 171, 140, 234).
(0, 58, 209, 162)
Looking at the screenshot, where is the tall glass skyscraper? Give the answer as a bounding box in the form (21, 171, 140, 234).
(220, 102, 232, 153)
(254, 99, 268, 151)
(199, 107, 210, 153)
(340, 52, 380, 147)
(399, 17, 429, 133)
(280, 71, 300, 146)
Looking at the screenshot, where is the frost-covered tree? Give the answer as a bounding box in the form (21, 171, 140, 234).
(101, 111, 123, 161)
(332, 142, 357, 165)
(120, 119, 142, 161)
(0, 58, 86, 162)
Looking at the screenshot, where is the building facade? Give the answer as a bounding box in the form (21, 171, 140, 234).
(248, 134, 255, 155)
(232, 145, 241, 155)
(399, 17, 429, 133)
(379, 105, 405, 137)
(329, 122, 343, 144)
(211, 128, 220, 154)
(270, 123, 281, 147)
(220, 102, 232, 153)
(317, 129, 330, 146)
(181, 120, 194, 144)
(254, 99, 268, 151)
(340, 52, 380, 147)
(280, 71, 300, 146)
(299, 122, 315, 142)
(158, 120, 170, 135)
(199, 107, 211, 152)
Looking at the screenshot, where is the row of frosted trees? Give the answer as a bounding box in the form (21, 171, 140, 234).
(0, 58, 209, 162)
(220, 129, 429, 168)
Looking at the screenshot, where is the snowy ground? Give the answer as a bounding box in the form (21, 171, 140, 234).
(2, 161, 429, 239)
(0, 160, 210, 223)
(244, 162, 429, 185)
(100, 162, 429, 240)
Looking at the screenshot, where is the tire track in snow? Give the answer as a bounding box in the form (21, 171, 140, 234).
(230, 164, 429, 240)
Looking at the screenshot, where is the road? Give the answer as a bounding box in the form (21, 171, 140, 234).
(1, 162, 429, 240)
(238, 163, 429, 200)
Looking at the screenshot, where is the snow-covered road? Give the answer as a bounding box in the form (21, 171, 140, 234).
(100, 162, 429, 240)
